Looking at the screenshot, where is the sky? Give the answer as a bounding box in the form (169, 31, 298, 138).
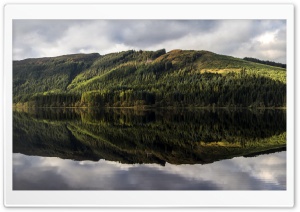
(13, 20, 286, 63)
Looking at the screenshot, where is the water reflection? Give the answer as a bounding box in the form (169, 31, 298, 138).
(13, 108, 286, 165)
(13, 108, 286, 190)
(13, 151, 286, 190)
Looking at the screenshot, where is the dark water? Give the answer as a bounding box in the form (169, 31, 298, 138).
(13, 108, 286, 190)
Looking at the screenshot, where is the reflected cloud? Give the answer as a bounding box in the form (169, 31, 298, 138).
(13, 152, 286, 190)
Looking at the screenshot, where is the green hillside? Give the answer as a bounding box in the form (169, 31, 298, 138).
(13, 49, 286, 108)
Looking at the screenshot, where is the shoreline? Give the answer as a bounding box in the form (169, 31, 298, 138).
(12, 105, 287, 110)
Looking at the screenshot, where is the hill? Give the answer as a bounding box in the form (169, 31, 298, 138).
(13, 49, 286, 108)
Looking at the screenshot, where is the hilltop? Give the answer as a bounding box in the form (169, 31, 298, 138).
(13, 49, 286, 108)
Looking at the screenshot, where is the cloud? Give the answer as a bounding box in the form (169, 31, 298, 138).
(13, 151, 286, 190)
(13, 20, 286, 63)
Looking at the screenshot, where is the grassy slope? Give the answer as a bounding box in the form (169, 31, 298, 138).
(67, 50, 286, 93)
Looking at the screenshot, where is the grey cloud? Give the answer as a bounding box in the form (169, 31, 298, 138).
(13, 20, 92, 43)
(107, 20, 219, 47)
(13, 20, 286, 63)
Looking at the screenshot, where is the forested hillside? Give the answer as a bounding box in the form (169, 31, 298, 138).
(13, 49, 286, 108)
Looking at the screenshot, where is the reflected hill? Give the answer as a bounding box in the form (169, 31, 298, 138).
(13, 108, 286, 165)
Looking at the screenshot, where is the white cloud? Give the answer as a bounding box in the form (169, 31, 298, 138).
(257, 31, 277, 44)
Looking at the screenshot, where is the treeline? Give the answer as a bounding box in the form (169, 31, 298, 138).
(22, 71, 286, 108)
(22, 94, 81, 107)
(81, 90, 155, 107)
(243, 57, 286, 68)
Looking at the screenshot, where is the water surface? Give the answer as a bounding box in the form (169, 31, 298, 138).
(13, 108, 286, 190)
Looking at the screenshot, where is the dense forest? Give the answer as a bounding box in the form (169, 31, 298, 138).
(13, 108, 286, 165)
(13, 49, 286, 108)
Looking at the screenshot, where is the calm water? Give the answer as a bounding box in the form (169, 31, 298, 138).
(13, 108, 286, 190)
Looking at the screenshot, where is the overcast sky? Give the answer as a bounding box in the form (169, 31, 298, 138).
(13, 20, 286, 63)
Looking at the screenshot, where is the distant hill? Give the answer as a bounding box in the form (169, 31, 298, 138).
(13, 49, 286, 108)
(243, 57, 286, 68)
